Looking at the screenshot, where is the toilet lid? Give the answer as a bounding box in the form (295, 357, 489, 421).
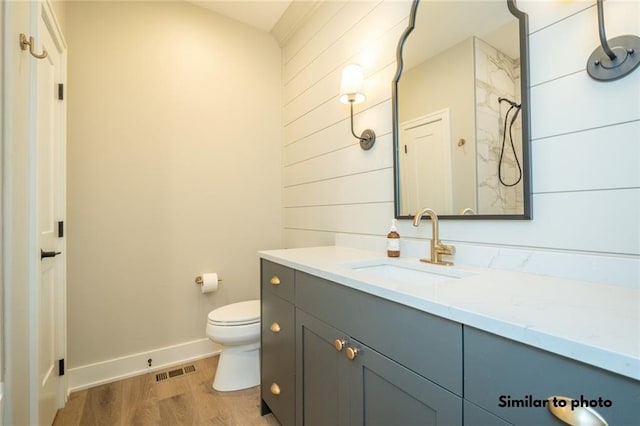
(208, 299, 260, 326)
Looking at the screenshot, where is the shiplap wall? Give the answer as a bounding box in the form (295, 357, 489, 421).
(282, 0, 640, 262)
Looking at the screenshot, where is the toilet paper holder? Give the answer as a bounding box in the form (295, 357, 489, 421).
(195, 275, 222, 285)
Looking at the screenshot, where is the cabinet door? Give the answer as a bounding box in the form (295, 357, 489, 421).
(465, 327, 640, 425)
(347, 338, 462, 426)
(261, 290, 295, 426)
(296, 309, 350, 426)
(464, 401, 513, 426)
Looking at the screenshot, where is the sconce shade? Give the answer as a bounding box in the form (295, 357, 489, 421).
(340, 64, 366, 104)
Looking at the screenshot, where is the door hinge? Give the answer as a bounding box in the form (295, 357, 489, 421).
(58, 221, 64, 238)
(58, 83, 64, 100)
(59, 359, 65, 376)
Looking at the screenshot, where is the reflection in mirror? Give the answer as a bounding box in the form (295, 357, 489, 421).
(393, 0, 531, 219)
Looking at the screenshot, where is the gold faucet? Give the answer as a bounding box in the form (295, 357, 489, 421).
(412, 208, 455, 266)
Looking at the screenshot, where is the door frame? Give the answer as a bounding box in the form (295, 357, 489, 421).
(2, 1, 67, 424)
(0, 1, 5, 420)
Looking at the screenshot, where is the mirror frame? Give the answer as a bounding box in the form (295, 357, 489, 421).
(392, 0, 532, 220)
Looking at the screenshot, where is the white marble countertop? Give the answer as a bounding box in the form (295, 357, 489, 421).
(258, 245, 640, 381)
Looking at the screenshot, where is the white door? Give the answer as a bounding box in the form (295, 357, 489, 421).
(399, 110, 452, 215)
(36, 3, 66, 424)
(2, 1, 65, 423)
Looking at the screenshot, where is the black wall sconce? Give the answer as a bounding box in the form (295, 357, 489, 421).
(339, 64, 376, 150)
(587, 0, 640, 81)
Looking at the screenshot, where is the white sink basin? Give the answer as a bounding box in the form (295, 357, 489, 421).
(342, 259, 475, 286)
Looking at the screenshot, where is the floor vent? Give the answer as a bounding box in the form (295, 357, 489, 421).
(168, 368, 184, 378)
(155, 365, 197, 382)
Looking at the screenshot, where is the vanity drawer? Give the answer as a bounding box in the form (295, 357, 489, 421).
(261, 290, 295, 426)
(295, 271, 462, 395)
(261, 260, 294, 302)
(464, 327, 640, 425)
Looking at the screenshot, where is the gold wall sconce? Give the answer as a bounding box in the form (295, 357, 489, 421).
(339, 64, 376, 150)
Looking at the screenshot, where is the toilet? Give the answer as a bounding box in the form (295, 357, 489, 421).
(206, 299, 261, 392)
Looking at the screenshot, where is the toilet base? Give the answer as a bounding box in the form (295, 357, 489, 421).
(213, 342, 260, 392)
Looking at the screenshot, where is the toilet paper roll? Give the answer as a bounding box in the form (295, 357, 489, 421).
(201, 272, 219, 293)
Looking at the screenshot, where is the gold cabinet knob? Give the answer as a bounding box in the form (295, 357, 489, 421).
(334, 339, 347, 352)
(270, 276, 281, 285)
(346, 347, 359, 361)
(270, 382, 281, 395)
(270, 322, 281, 333)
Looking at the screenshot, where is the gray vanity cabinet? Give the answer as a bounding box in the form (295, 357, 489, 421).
(464, 327, 640, 425)
(295, 271, 463, 426)
(261, 261, 296, 426)
(261, 258, 640, 426)
(296, 309, 462, 425)
(295, 271, 463, 395)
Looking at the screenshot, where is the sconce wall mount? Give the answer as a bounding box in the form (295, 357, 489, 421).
(587, 0, 640, 81)
(357, 128, 376, 150)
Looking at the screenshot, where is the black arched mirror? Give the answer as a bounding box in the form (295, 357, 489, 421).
(393, 0, 532, 220)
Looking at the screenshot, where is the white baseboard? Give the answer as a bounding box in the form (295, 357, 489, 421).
(67, 338, 220, 393)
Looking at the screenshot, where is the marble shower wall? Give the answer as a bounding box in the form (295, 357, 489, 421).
(474, 37, 524, 215)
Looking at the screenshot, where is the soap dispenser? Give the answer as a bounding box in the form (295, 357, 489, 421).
(387, 219, 400, 257)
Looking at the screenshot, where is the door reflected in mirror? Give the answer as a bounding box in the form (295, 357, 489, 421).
(393, 0, 531, 219)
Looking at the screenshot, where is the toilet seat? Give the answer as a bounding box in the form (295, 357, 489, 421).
(207, 299, 260, 326)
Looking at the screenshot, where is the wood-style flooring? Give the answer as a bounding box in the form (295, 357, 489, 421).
(53, 356, 280, 426)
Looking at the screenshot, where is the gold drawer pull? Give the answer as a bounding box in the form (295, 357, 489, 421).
(270, 383, 281, 395)
(346, 347, 359, 361)
(334, 339, 347, 352)
(547, 396, 608, 426)
(270, 276, 281, 285)
(270, 322, 281, 333)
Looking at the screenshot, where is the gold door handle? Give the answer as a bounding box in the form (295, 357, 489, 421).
(346, 347, 359, 361)
(334, 339, 347, 352)
(270, 383, 281, 395)
(270, 276, 280, 285)
(270, 322, 281, 333)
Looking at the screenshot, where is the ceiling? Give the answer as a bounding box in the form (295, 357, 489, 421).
(186, 0, 293, 32)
